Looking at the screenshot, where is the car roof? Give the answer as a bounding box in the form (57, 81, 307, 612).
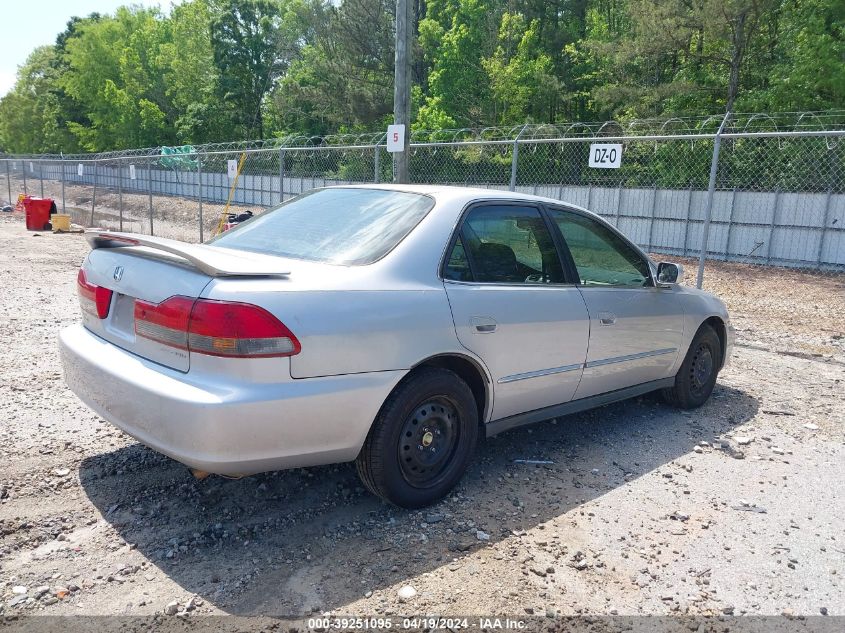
(328, 183, 592, 215)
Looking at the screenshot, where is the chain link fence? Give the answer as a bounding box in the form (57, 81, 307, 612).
(2, 113, 843, 284)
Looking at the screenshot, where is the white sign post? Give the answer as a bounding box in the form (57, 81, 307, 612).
(227, 159, 238, 179)
(77, 163, 84, 176)
(129, 164, 136, 180)
(386, 124, 405, 153)
(588, 143, 623, 169)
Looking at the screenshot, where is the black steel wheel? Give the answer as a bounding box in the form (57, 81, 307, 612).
(356, 368, 478, 508)
(663, 324, 722, 409)
(398, 397, 462, 488)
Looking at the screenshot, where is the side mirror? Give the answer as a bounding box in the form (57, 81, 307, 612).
(656, 262, 684, 287)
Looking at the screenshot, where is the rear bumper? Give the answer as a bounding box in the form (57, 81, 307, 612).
(60, 324, 404, 475)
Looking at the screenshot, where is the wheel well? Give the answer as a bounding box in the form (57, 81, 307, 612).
(412, 355, 489, 423)
(702, 316, 727, 368)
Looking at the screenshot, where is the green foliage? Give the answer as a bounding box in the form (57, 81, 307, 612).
(59, 6, 175, 150)
(418, 0, 496, 127)
(0, 0, 843, 155)
(482, 13, 556, 125)
(210, 0, 285, 139)
(163, 0, 232, 143)
(0, 46, 76, 153)
(273, 0, 395, 136)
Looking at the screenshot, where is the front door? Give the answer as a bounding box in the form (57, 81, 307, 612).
(546, 207, 685, 400)
(442, 203, 590, 421)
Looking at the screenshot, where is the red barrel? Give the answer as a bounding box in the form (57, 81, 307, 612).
(23, 197, 54, 231)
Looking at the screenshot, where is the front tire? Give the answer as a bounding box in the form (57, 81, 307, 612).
(356, 368, 479, 508)
(663, 324, 722, 409)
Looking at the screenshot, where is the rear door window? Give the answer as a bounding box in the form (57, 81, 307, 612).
(443, 205, 564, 284)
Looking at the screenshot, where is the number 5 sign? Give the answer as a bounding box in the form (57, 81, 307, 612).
(386, 124, 405, 153)
(588, 143, 623, 168)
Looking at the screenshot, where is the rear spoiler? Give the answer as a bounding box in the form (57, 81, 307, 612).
(85, 230, 290, 277)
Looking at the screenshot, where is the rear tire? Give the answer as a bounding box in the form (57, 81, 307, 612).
(356, 368, 478, 509)
(663, 324, 721, 409)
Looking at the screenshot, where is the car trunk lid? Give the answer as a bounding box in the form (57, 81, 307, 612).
(81, 231, 292, 372)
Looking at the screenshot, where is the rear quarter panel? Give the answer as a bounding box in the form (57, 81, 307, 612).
(201, 279, 465, 379)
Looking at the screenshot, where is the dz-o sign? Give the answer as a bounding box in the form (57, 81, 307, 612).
(589, 143, 623, 169)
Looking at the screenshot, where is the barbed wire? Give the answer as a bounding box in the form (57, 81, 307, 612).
(3, 111, 844, 161)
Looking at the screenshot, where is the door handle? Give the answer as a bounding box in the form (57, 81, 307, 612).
(471, 317, 498, 333)
(598, 312, 617, 326)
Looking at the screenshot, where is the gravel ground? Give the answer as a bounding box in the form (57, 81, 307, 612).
(0, 212, 843, 621)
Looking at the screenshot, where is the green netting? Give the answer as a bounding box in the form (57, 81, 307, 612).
(159, 145, 197, 170)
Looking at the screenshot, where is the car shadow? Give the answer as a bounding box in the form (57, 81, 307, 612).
(79, 383, 758, 615)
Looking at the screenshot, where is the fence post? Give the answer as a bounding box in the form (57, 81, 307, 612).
(5, 160, 10, 205)
(646, 185, 658, 252)
(118, 163, 123, 231)
(764, 188, 782, 265)
(22, 161, 27, 195)
(374, 145, 380, 184)
(613, 184, 622, 226)
(90, 162, 97, 226)
(279, 148, 285, 202)
(509, 125, 528, 192)
(197, 157, 204, 243)
(60, 155, 65, 213)
(39, 161, 44, 197)
(682, 184, 693, 257)
(148, 161, 154, 236)
(816, 188, 833, 267)
(724, 187, 738, 263)
(695, 112, 731, 289)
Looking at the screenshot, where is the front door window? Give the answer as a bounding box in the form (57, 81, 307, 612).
(548, 210, 650, 287)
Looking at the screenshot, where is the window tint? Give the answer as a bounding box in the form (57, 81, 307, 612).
(549, 209, 650, 287)
(445, 205, 563, 284)
(209, 188, 434, 265)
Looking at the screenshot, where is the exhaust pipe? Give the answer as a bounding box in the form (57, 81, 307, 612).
(190, 468, 246, 481)
(190, 468, 211, 481)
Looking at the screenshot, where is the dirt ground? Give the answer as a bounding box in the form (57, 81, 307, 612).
(0, 211, 843, 622)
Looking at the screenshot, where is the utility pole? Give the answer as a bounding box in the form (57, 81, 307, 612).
(393, 0, 412, 183)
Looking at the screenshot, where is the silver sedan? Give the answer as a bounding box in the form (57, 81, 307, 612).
(60, 185, 733, 508)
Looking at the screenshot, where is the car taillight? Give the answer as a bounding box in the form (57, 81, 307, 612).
(134, 296, 193, 349)
(134, 296, 300, 358)
(77, 269, 113, 319)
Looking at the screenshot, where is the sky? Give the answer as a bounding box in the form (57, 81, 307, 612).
(0, 0, 167, 97)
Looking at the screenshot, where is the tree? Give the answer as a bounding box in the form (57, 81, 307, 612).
(0, 46, 72, 153)
(417, 0, 498, 128)
(61, 6, 173, 150)
(758, 0, 845, 111)
(1, 0, 843, 155)
(482, 13, 558, 125)
(210, 0, 304, 139)
(162, 0, 233, 143)
(272, 0, 395, 135)
(592, 0, 778, 116)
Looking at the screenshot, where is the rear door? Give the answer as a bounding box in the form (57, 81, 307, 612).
(443, 202, 589, 421)
(545, 207, 685, 399)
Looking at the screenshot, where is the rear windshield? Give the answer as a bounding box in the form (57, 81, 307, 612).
(209, 188, 434, 265)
